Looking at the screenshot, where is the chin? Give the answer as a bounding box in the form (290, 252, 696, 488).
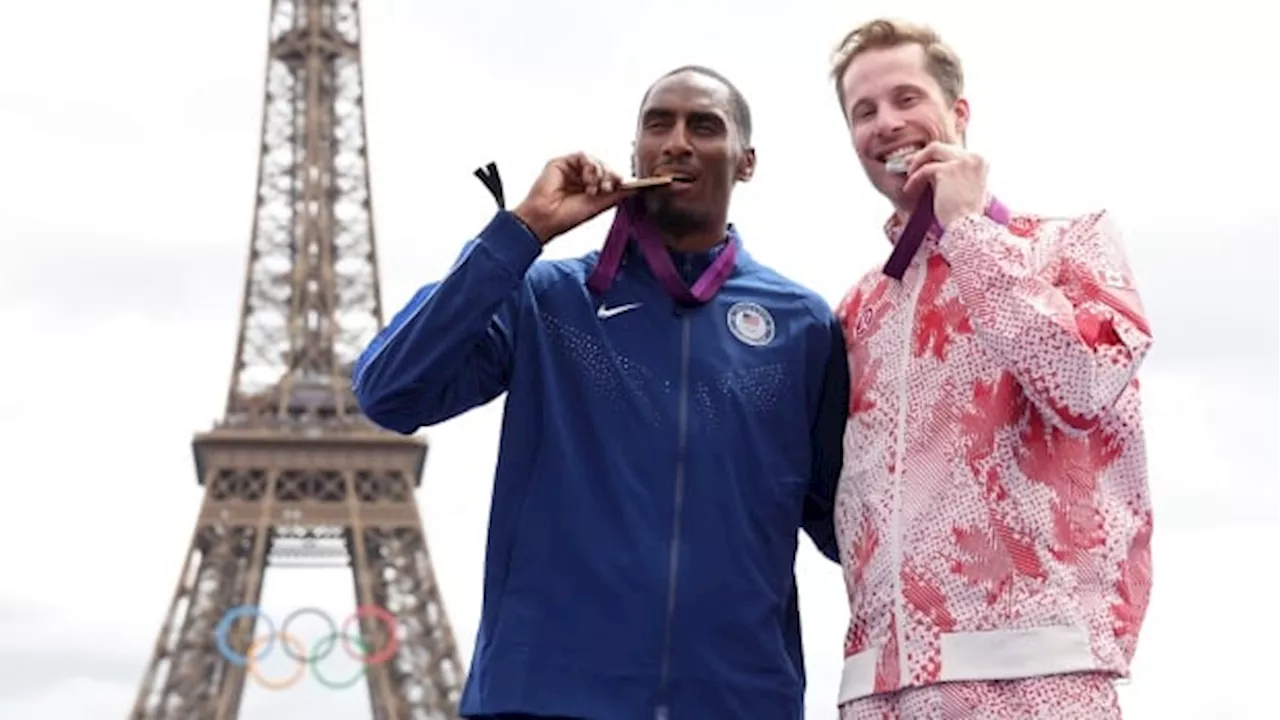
(873, 177, 906, 203)
(644, 193, 680, 216)
(648, 201, 704, 233)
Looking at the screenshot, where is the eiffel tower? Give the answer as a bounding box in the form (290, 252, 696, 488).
(129, 2, 464, 717)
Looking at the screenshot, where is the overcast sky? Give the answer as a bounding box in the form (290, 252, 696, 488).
(0, 0, 1276, 718)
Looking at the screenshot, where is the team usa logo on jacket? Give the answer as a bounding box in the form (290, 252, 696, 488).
(727, 302, 775, 347)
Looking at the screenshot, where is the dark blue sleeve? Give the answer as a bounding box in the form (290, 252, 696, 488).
(802, 315, 849, 563)
(351, 211, 541, 433)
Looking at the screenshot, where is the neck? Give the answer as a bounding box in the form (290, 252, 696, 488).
(663, 227, 726, 253)
(653, 210, 729, 253)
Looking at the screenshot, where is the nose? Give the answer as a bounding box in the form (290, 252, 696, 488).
(871, 106, 907, 140)
(660, 120, 694, 159)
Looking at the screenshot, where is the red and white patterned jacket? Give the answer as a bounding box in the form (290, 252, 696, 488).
(832, 204, 1154, 705)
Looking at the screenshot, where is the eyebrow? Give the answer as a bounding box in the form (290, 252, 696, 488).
(640, 108, 726, 127)
(849, 82, 927, 113)
(853, 82, 927, 104)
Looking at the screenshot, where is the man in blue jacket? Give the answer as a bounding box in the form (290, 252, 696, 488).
(353, 66, 849, 720)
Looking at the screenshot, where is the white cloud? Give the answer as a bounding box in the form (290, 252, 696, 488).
(0, 0, 1275, 718)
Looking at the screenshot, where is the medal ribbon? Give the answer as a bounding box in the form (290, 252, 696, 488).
(586, 196, 737, 305)
(883, 188, 1010, 280)
(471, 162, 737, 304)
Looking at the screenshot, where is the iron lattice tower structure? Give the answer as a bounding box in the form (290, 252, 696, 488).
(130, 2, 465, 718)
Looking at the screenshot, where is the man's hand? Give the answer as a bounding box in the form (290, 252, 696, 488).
(513, 153, 635, 244)
(902, 142, 988, 228)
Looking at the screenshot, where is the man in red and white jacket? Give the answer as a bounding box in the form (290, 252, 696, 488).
(827, 18, 1154, 719)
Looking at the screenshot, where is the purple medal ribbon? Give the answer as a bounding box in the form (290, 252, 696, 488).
(467, 161, 734, 304)
(882, 187, 1010, 280)
(585, 196, 737, 305)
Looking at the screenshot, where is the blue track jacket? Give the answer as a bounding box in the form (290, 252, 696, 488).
(353, 210, 849, 720)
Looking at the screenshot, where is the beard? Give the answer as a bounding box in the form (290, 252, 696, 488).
(643, 193, 707, 236)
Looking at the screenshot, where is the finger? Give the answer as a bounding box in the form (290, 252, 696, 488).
(901, 162, 940, 197)
(584, 155, 615, 196)
(590, 159, 611, 196)
(906, 142, 956, 176)
(563, 151, 592, 172)
(575, 188, 632, 221)
(547, 154, 583, 193)
(566, 152, 597, 186)
(599, 166, 625, 194)
(579, 158, 601, 196)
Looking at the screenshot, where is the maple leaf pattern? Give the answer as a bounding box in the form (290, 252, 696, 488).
(831, 210, 1153, 703)
(1047, 496, 1107, 564)
(950, 469, 1048, 604)
(1112, 512, 1153, 655)
(848, 514, 879, 586)
(1057, 255, 1150, 346)
(842, 510, 884, 659)
(914, 255, 972, 360)
(900, 562, 953, 685)
(837, 279, 892, 417)
(1016, 412, 1123, 562)
(958, 371, 1028, 475)
(850, 351, 882, 417)
(902, 562, 956, 633)
(873, 615, 900, 694)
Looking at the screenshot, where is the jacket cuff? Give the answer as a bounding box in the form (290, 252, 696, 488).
(479, 210, 543, 276)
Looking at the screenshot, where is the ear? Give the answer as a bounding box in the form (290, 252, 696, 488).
(951, 97, 970, 140)
(736, 146, 757, 183)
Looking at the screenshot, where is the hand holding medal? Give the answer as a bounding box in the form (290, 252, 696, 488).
(899, 141, 987, 228)
(881, 141, 999, 279)
(509, 153, 679, 245)
(510, 152, 634, 244)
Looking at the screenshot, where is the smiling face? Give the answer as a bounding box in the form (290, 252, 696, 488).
(839, 42, 969, 213)
(632, 70, 756, 236)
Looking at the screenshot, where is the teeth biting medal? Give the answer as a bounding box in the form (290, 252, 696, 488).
(619, 173, 694, 190)
(619, 176, 674, 189)
(885, 146, 919, 174)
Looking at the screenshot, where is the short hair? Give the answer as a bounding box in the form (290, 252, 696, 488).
(639, 65, 753, 145)
(829, 18, 965, 109)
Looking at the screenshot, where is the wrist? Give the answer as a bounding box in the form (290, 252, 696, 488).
(512, 202, 553, 245)
(938, 204, 983, 230)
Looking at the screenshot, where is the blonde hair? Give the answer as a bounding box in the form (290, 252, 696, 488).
(830, 18, 965, 108)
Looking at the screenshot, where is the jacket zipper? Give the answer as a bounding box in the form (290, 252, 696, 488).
(656, 260, 695, 720)
(889, 263, 926, 684)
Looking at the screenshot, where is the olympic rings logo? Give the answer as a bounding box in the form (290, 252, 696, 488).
(213, 605, 399, 690)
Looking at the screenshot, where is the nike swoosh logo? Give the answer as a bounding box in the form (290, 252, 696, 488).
(597, 302, 643, 319)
